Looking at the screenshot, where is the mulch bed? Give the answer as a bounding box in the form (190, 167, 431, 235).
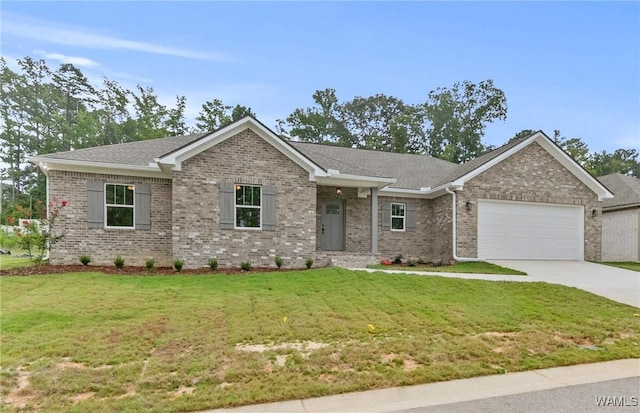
(0, 264, 299, 277)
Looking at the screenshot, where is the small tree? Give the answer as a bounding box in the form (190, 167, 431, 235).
(16, 198, 67, 264)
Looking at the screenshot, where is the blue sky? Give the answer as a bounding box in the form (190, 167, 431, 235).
(1, 1, 639, 152)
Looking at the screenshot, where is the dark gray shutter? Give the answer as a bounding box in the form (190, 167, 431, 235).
(87, 181, 104, 228)
(262, 185, 276, 231)
(381, 201, 391, 231)
(406, 202, 416, 232)
(219, 182, 234, 230)
(135, 183, 151, 230)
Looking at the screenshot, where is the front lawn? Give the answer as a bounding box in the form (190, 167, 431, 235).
(600, 262, 640, 272)
(368, 260, 527, 275)
(1, 269, 638, 412)
(0, 253, 33, 270)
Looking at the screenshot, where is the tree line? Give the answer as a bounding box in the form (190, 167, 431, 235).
(1, 56, 637, 223)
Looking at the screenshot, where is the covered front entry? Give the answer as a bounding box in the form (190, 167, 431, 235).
(477, 199, 584, 260)
(320, 199, 345, 251)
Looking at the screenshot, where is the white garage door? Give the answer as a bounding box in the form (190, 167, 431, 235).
(477, 200, 584, 260)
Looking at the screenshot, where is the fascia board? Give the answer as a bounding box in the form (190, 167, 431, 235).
(317, 174, 396, 188)
(379, 183, 461, 199)
(602, 203, 640, 212)
(30, 157, 170, 179)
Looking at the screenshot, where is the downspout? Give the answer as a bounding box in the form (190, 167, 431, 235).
(444, 186, 478, 262)
(40, 171, 51, 261)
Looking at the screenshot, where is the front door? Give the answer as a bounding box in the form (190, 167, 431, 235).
(320, 200, 345, 251)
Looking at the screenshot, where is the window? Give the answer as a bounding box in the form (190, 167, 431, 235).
(105, 184, 135, 228)
(391, 202, 405, 231)
(235, 184, 261, 228)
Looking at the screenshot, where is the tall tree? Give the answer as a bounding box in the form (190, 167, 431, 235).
(338, 94, 425, 152)
(51, 63, 97, 152)
(165, 95, 188, 136)
(424, 79, 507, 163)
(277, 88, 350, 144)
(131, 85, 168, 140)
(587, 149, 640, 177)
(195, 99, 256, 131)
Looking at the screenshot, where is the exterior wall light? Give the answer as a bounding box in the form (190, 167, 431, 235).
(336, 187, 343, 195)
(465, 201, 473, 211)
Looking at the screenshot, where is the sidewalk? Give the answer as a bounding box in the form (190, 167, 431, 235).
(205, 359, 640, 413)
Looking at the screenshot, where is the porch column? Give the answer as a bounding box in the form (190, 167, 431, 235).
(370, 187, 378, 254)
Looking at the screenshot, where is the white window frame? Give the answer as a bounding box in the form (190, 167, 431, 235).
(391, 202, 406, 232)
(104, 183, 135, 229)
(234, 184, 262, 230)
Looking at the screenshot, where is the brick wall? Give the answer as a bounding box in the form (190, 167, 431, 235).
(377, 196, 431, 261)
(602, 208, 640, 262)
(172, 129, 317, 268)
(429, 194, 454, 262)
(48, 170, 173, 266)
(315, 187, 439, 262)
(455, 142, 602, 260)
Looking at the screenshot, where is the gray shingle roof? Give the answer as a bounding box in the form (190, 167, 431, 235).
(597, 173, 640, 209)
(34, 133, 208, 166)
(33, 122, 534, 191)
(289, 142, 459, 189)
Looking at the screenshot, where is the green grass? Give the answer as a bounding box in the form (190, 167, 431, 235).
(600, 262, 640, 272)
(1, 268, 638, 412)
(0, 252, 34, 270)
(367, 261, 527, 275)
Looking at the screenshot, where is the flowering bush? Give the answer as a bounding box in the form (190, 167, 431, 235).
(16, 198, 67, 264)
(380, 259, 393, 265)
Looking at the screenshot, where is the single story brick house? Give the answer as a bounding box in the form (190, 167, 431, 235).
(597, 173, 640, 262)
(31, 117, 612, 268)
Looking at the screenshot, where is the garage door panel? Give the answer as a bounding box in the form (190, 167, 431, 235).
(477, 200, 583, 260)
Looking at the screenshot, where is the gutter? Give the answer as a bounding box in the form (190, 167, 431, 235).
(444, 186, 480, 262)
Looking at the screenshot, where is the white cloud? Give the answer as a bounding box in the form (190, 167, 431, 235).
(34, 50, 100, 67)
(3, 12, 233, 62)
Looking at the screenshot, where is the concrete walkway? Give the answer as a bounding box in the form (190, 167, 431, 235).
(489, 260, 640, 308)
(356, 261, 640, 308)
(204, 359, 640, 413)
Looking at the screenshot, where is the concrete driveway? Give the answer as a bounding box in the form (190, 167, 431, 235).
(489, 260, 640, 308)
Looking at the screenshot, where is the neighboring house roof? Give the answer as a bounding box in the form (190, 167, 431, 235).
(598, 173, 640, 210)
(30, 116, 613, 200)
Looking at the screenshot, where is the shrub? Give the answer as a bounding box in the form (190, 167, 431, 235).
(114, 255, 125, 268)
(208, 258, 218, 270)
(15, 198, 68, 265)
(145, 259, 155, 272)
(407, 260, 416, 267)
(79, 255, 91, 266)
(0, 228, 19, 250)
(393, 254, 403, 265)
(275, 255, 283, 269)
(241, 261, 251, 271)
(173, 259, 184, 272)
(305, 258, 313, 269)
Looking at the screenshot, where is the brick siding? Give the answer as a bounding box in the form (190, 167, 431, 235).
(171, 129, 317, 268)
(48, 170, 173, 266)
(602, 208, 640, 262)
(455, 142, 602, 261)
